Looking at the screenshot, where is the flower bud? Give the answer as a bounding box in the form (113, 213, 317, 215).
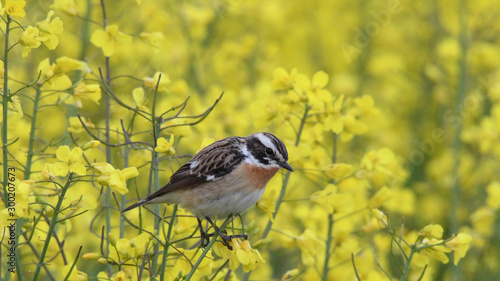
(82, 140, 100, 150)
(108, 232, 116, 247)
(82, 252, 101, 260)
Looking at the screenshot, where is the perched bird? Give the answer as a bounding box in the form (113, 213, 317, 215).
(122, 132, 293, 248)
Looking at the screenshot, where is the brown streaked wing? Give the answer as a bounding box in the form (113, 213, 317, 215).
(146, 137, 245, 198)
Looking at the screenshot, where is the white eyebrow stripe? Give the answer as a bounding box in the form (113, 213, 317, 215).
(255, 133, 277, 151)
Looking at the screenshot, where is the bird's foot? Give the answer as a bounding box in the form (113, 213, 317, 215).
(204, 217, 248, 250)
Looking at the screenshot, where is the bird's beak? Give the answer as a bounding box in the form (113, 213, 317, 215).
(280, 161, 294, 172)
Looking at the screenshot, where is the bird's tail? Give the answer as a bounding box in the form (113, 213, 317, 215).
(122, 198, 149, 212)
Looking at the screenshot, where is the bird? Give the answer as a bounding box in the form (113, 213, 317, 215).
(122, 132, 293, 248)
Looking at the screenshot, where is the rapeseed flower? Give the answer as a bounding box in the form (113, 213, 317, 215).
(91, 25, 132, 57)
(51, 146, 86, 176)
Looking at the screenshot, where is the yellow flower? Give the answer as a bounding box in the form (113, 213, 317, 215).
(324, 163, 353, 181)
(214, 238, 265, 272)
(310, 184, 354, 214)
(155, 135, 176, 155)
(342, 110, 368, 139)
(419, 224, 444, 240)
(371, 208, 388, 229)
(92, 163, 139, 195)
(271, 67, 297, 91)
(54, 56, 89, 74)
(309, 71, 329, 91)
(174, 210, 197, 234)
(323, 95, 345, 134)
(18, 26, 42, 57)
(36, 11, 64, 50)
(470, 207, 494, 236)
(176, 248, 213, 277)
(132, 87, 145, 106)
(445, 233, 472, 265)
(294, 71, 333, 109)
(354, 95, 380, 117)
(34, 163, 54, 181)
(486, 181, 500, 210)
(310, 184, 337, 213)
(360, 147, 404, 187)
(129, 232, 152, 258)
(239, 240, 266, 272)
(363, 208, 389, 233)
(140, 31, 165, 49)
(91, 162, 116, 174)
(419, 238, 452, 264)
(106, 168, 136, 194)
(68, 116, 95, 134)
(296, 229, 324, 266)
(50, 0, 78, 16)
(68, 192, 97, 211)
(37, 58, 71, 90)
(412, 252, 430, 267)
(51, 146, 86, 176)
(16, 180, 35, 217)
(131, 87, 150, 113)
(143, 72, 171, 92)
(257, 189, 276, 221)
(73, 83, 101, 107)
(367, 186, 392, 208)
(5, 0, 26, 18)
(91, 25, 132, 57)
(113, 271, 127, 281)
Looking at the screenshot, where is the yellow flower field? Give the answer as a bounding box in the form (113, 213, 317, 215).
(1, 0, 498, 280)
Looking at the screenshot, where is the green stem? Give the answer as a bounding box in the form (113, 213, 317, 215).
(150, 74, 162, 276)
(450, 0, 467, 238)
(400, 248, 415, 281)
(449, 0, 467, 279)
(78, 0, 93, 60)
(322, 213, 334, 281)
(24, 87, 42, 179)
(97, 0, 113, 262)
(160, 205, 178, 281)
(185, 217, 233, 281)
(260, 105, 310, 239)
(322, 134, 338, 281)
(32, 174, 74, 280)
(120, 144, 130, 238)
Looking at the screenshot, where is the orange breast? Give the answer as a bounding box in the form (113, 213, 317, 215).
(243, 163, 279, 189)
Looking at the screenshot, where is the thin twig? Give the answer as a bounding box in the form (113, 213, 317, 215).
(370, 239, 393, 280)
(76, 113, 153, 148)
(351, 253, 362, 281)
(62, 246, 83, 281)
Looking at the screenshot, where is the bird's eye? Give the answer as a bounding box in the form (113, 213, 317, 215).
(265, 148, 274, 156)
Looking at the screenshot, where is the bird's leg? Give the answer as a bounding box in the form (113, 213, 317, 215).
(205, 217, 233, 249)
(235, 214, 248, 241)
(197, 218, 212, 247)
